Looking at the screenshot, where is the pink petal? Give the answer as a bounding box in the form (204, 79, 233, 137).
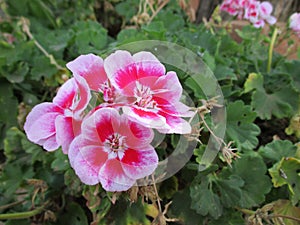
(73, 145, 108, 185)
(99, 159, 135, 192)
(260, 2, 273, 16)
(36, 134, 60, 151)
(122, 105, 167, 129)
(120, 147, 158, 180)
(152, 71, 182, 102)
(55, 115, 79, 154)
(72, 74, 91, 117)
(157, 111, 192, 134)
(253, 20, 265, 28)
(24, 103, 62, 143)
(104, 50, 136, 90)
(66, 54, 107, 91)
(53, 78, 77, 109)
(118, 114, 154, 148)
(81, 107, 120, 143)
(104, 50, 166, 91)
(68, 135, 82, 168)
(266, 15, 276, 25)
(132, 51, 166, 78)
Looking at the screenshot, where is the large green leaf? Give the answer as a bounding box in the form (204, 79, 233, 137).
(57, 202, 88, 225)
(222, 153, 272, 208)
(71, 20, 108, 55)
(214, 175, 244, 208)
(170, 189, 204, 225)
(269, 157, 300, 205)
(190, 176, 223, 219)
(109, 198, 151, 225)
(259, 140, 297, 162)
(226, 100, 260, 150)
(0, 82, 18, 126)
(244, 72, 298, 119)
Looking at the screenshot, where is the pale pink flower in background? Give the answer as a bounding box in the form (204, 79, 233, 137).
(221, 0, 276, 28)
(68, 107, 158, 192)
(104, 50, 192, 134)
(256, 1, 276, 27)
(289, 12, 300, 37)
(24, 77, 90, 153)
(220, 0, 244, 19)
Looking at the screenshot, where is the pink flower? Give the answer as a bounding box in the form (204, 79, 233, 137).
(68, 107, 158, 192)
(66, 54, 118, 103)
(24, 77, 90, 153)
(221, 0, 244, 19)
(289, 12, 300, 37)
(256, 2, 276, 27)
(104, 50, 192, 134)
(221, 0, 276, 28)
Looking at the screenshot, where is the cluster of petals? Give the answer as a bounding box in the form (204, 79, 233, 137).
(220, 0, 276, 28)
(289, 12, 300, 38)
(24, 50, 192, 191)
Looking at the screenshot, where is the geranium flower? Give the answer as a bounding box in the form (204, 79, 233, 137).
(221, 0, 276, 28)
(220, 0, 245, 19)
(24, 77, 90, 153)
(104, 50, 192, 134)
(66, 53, 119, 103)
(68, 107, 158, 192)
(255, 1, 276, 27)
(289, 12, 300, 37)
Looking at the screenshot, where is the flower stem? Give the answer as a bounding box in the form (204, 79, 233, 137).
(0, 202, 48, 220)
(267, 27, 278, 73)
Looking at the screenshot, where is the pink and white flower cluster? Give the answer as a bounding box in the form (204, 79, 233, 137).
(220, 0, 277, 28)
(24, 50, 192, 192)
(289, 12, 300, 38)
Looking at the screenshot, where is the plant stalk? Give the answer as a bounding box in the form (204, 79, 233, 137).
(267, 27, 278, 73)
(0, 202, 48, 220)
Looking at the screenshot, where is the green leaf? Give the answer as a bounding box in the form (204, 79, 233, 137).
(0, 163, 34, 197)
(214, 175, 244, 207)
(207, 210, 244, 225)
(243, 72, 264, 93)
(226, 100, 260, 150)
(57, 202, 88, 225)
(0, 81, 18, 126)
(115, 0, 139, 21)
(156, 10, 185, 33)
(117, 28, 148, 44)
(285, 113, 300, 138)
(30, 55, 57, 81)
(222, 153, 272, 208)
(110, 198, 151, 225)
(1, 61, 29, 83)
(252, 88, 298, 119)
(170, 189, 204, 225)
(190, 176, 223, 219)
(214, 64, 236, 81)
(72, 20, 108, 55)
(51, 150, 69, 172)
(202, 51, 216, 71)
(159, 176, 178, 199)
(142, 21, 166, 40)
(269, 157, 300, 205)
(259, 140, 297, 162)
(244, 72, 298, 119)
